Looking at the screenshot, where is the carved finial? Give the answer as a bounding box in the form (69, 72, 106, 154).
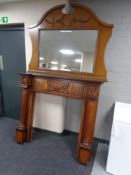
(62, 0, 74, 14)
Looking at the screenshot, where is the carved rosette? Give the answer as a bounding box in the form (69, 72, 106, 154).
(20, 75, 32, 88)
(87, 85, 100, 99)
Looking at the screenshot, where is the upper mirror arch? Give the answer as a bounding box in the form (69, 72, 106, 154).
(28, 3, 113, 81)
(29, 3, 113, 30)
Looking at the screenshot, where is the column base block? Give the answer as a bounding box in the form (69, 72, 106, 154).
(77, 144, 91, 165)
(16, 127, 27, 144)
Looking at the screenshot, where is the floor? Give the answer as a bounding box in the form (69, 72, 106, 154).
(91, 144, 110, 175)
(0, 117, 110, 175)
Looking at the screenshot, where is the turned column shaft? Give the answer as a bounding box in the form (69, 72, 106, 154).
(16, 75, 33, 144)
(26, 91, 35, 141)
(77, 93, 99, 164)
(82, 99, 98, 144)
(19, 89, 30, 128)
(82, 99, 98, 164)
(16, 88, 30, 143)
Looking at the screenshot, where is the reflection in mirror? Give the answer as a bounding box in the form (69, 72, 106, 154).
(39, 30, 98, 73)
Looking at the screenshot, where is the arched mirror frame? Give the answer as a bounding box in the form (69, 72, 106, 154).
(28, 3, 113, 81)
(15, 3, 113, 165)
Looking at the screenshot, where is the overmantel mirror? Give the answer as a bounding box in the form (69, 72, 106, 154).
(16, 3, 113, 165)
(39, 30, 97, 73)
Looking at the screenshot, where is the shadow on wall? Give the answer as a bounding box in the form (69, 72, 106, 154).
(104, 104, 115, 140)
(65, 98, 82, 132)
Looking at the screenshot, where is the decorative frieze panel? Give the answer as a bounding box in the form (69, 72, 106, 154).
(20, 75, 100, 100)
(48, 80, 69, 93)
(68, 82, 86, 98)
(32, 78, 48, 91)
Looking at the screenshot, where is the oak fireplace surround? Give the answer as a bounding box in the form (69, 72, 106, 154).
(15, 3, 113, 165)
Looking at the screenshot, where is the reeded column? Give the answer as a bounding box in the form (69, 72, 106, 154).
(16, 74, 32, 144)
(26, 91, 35, 141)
(77, 84, 100, 164)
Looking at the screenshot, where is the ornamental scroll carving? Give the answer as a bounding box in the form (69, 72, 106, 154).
(45, 14, 91, 27)
(48, 80, 69, 93)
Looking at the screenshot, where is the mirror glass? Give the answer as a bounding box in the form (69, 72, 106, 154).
(39, 30, 98, 73)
